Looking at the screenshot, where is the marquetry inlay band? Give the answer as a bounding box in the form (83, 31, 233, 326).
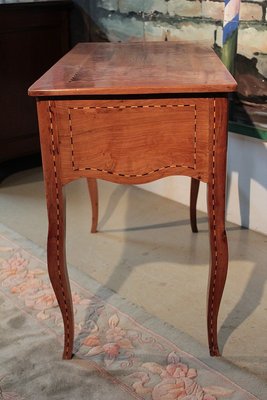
(48, 102, 71, 358)
(209, 98, 219, 354)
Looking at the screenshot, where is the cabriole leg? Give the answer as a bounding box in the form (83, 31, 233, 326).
(190, 178, 200, 233)
(207, 97, 229, 356)
(87, 178, 99, 233)
(47, 184, 74, 359)
(37, 100, 74, 359)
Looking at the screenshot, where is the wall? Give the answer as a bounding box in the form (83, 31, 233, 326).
(72, 0, 267, 234)
(79, 0, 267, 66)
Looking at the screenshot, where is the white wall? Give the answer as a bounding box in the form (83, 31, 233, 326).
(138, 132, 267, 235)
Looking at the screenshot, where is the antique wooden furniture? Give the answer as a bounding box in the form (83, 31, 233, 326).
(29, 42, 237, 359)
(0, 0, 70, 181)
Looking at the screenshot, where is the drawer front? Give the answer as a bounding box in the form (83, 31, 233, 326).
(53, 98, 211, 184)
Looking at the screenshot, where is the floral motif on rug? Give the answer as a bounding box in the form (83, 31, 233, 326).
(0, 375, 24, 400)
(0, 237, 258, 400)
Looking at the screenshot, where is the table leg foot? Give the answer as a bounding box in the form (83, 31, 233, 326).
(209, 346, 221, 357)
(87, 178, 99, 233)
(190, 178, 200, 233)
(63, 348, 73, 360)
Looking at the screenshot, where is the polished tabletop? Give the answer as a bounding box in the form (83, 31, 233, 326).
(28, 41, 237, 97)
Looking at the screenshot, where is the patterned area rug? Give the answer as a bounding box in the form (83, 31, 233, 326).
(0, 223, 266, 400)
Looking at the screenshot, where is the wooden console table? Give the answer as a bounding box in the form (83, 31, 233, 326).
(29, 42, 237, 359)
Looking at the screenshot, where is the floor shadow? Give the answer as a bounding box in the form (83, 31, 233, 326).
(218, 228, 267, 351)
(74, 178, 212, 350)
(99, 185, 208, 232)
(74, 177, 266, 360)
(220, 113, 267, 350)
